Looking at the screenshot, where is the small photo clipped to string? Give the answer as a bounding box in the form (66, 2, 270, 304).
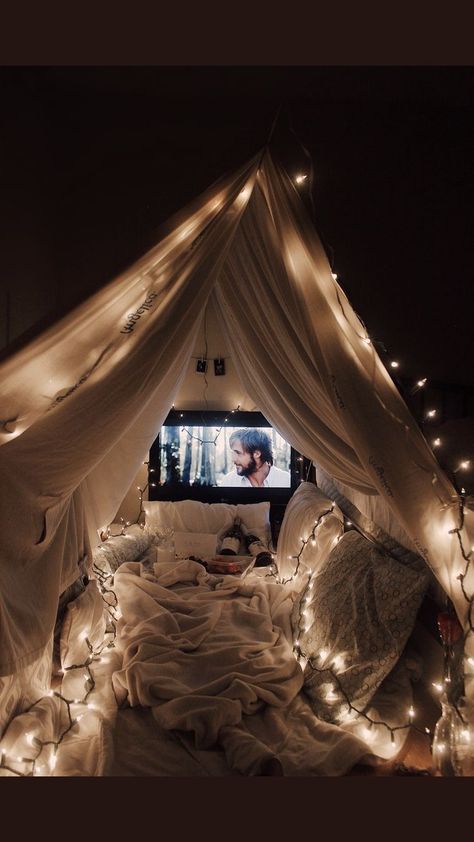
(196, 358, 207, 374)
(214, 358, 225, 376)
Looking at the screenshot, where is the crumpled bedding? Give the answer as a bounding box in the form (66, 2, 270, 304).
(111, 558, 376, 775)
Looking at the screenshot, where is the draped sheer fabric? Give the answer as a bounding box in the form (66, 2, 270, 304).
(0, 150, 471, 682)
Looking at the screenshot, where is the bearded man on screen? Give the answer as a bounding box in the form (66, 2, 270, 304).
(219, 428, 291, 488)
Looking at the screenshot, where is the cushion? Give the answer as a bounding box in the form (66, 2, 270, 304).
(174, 531, 218, 558)
(145, 500, 271, 549)
(297, 530, 429, 722)
(92, 524, 154, 575)
(276, 482, 344, 582)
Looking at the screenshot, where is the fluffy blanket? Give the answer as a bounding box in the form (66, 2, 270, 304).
(112, 559, 306, 773)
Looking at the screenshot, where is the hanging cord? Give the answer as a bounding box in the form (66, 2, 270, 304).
(200, 305, 210, 412)
(285, 106, 335, 268)
(257, 102, 283, 172)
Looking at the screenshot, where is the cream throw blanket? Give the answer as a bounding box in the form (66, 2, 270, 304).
(112, 559, 305, 773)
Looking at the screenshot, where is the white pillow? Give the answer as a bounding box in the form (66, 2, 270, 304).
(145, 500, 271, 545)
(276, 482, 344, 581)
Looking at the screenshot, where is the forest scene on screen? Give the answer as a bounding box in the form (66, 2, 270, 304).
(159, 426, 291, 487)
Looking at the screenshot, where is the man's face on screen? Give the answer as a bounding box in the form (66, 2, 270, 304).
(230, 439, 262, 477)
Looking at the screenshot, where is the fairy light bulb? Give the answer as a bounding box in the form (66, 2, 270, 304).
(417, 378, 427, 388)
(390, 361, 399, 368)
(295, 174, 307, 184)
(433, 438, 442, 447)
(331, 272, 338, 280)
(460, 460, 470, 470)
(325, 686, 337, 702)
(319, 649, 328, 661)
(427, 409, 437, 418)
(362, 726, 375, 744)
(408, 705, 415, 720)
(333, 654, 344, 671)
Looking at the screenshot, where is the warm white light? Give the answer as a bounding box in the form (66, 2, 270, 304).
(427, 409, 437, 418)
(362, 727, 375, 744)
(345, 520, 352, 527)
(333, 655, 344, 671)
(319, 649, 328, 661)
(295, 174, 307, 184)
(460, 460, 470, 470)
(408, 705, 415, 720)
(433, 438, 442, 447)
(417, 378, 427, 388)
(325, 685, 337, 702)
(311, 538, 316, 547)
(432, 682, 444, 693)
(363, 337, 371, 345)
(331, 272, 338, 280)
(390, 361, 399, 369)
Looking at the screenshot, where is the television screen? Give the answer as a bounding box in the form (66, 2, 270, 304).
(148, 409, 305, 497)
(158, 423, 291, 488)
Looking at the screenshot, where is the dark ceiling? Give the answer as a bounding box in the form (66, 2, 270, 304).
(0, 66, 472, 387)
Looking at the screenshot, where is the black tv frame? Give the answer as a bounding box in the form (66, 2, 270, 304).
(148, 409, 310, 506)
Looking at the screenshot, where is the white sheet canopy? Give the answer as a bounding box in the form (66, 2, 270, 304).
(0, 150, 472, 679)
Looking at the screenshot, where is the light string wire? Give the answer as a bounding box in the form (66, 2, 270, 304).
(3, 150, 471, 772)
(0, 565, 120, 776)
(264, 509, 433, 750)
(289, 140, 473, 735)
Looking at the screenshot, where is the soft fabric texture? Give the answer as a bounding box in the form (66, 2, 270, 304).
(0, 147, 470, 709)
(276, 481, 344, 581)
(145, 499, 272, 547)
(316, 465, 419, 558)
(111, 557, 378, 775)
(298, 531, 429, 720)
(92, 524, 154, 575)
(60, 580, 107, 670)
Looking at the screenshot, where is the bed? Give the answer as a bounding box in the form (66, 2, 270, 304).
(1, 483, 431, 777)
(81, 483, 429, 777)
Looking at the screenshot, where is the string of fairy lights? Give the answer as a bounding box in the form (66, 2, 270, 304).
(0, 560, 119, 776)
(264, 507, 433, 748)
(1, 170, 472, 776)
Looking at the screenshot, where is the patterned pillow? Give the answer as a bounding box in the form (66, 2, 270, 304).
(296, 530, 429, 722)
